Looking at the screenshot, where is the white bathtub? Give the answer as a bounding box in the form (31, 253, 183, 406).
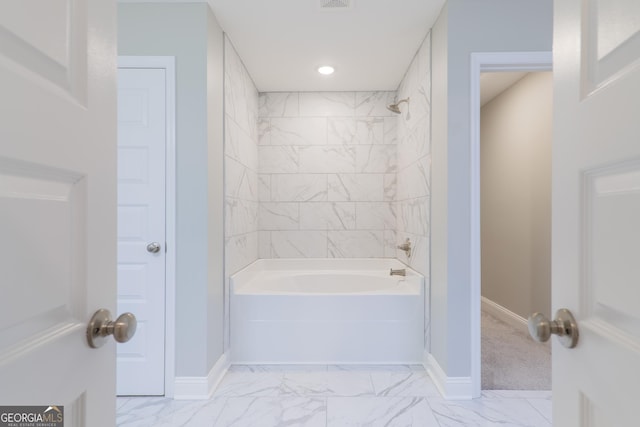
(230, 259, 424, 364)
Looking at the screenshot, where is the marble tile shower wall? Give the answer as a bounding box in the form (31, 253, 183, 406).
(257, 91, 400, 258)
(224, 36, 259, 277)
(225, 34, 430, 265)
(395, 33, 431, 278)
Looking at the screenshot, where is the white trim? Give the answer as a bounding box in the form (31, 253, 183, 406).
(117, 56, 177, 398)
(481, 297, 528, 335)
(469, 51, 552, 399)
(174, 352, 231, 400)
(424, 352, 472, 400)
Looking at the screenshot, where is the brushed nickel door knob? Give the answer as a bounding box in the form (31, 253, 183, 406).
(86, 309, 137, 348)
(146, 242, 161, 253)
(528, 308, 579, 349)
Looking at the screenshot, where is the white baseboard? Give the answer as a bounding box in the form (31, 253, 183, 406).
(481, 297, 528, 335)
(423, 352, 472, 400)
(174, 352, 230, 400)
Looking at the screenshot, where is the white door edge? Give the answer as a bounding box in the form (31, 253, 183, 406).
(469, 51, 552, 398)
(118, 56, 177, 398)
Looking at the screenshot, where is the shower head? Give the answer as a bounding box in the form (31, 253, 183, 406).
(387, 103, 402, 114)
(386, 98, 410, 114)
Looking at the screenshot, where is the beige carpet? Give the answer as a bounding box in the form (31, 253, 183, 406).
(482, 311, 551, 390)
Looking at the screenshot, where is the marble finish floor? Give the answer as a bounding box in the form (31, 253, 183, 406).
(117, 365, 551, 427)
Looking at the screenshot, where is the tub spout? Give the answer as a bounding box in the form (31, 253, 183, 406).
(390, 268, 406, 277)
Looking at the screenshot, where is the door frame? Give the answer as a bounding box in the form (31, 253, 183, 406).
(118, 56, 177, 397)
(469, 51, 552, 397)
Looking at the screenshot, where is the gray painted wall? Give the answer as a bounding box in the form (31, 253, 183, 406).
(207, 9, 225, 370)
(118, 3, 225, 377)
(480, 72, 552, 319)
(430, 0, 553, 377)
(430, 2, 449, 374)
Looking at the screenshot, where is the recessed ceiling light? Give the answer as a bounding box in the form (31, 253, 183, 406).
(317, 65, 335, 75)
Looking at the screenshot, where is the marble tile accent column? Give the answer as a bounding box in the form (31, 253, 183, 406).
(225, 36, 259, 274)
(224, 36, 259, 351)
(395, 33, 431, 278)
(395, 33, 432, 350)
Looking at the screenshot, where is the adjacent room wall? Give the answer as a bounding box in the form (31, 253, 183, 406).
(480, 72, 552, 319)
(118, 3, 225, 377)
(430, 0, 553, 380)
(257, 91, 398, 258)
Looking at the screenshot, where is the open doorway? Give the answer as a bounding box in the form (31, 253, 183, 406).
(469, 51, 553, 397)
(479, 71, 552, 390)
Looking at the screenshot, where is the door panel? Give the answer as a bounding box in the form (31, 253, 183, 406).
(0, 0, 116, 425)
(117, 67, 166, 395)
(1, 169, 82, 326)
(588, 164, 640, 321)
(553, 0, 640, 424)
(0, 0, 88, 101)
(581, 0, 640, 95)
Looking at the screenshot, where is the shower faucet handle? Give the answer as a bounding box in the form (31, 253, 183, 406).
(397, 238, 412, 258)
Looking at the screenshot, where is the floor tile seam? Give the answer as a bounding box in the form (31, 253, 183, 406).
(325, 396, 439, 427)
(425, 395, 554, 427)
(324, 395, 332, 427)
(323, 396, 329, 427)
(277, 390, 379, 398)
(421, 396, 451, 427)
(221, 393, 547, 402)
(480, 391, 552, 399)
(176, 397, 227, 427)
(325, 396, 431, 401)
(367, 372, 376, 396)
(274, 386, 438, 399)
(524, 397, 552, 426)
(205, 395, 231, 423)
(214, 395, 330, 427)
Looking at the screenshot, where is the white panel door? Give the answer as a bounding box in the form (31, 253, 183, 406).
(0, 0, 117, 425)
(117, 67, 166, 396)
(553, 0, 640, 425)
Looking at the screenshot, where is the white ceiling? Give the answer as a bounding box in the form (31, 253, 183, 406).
(206, 0, 446, 92)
